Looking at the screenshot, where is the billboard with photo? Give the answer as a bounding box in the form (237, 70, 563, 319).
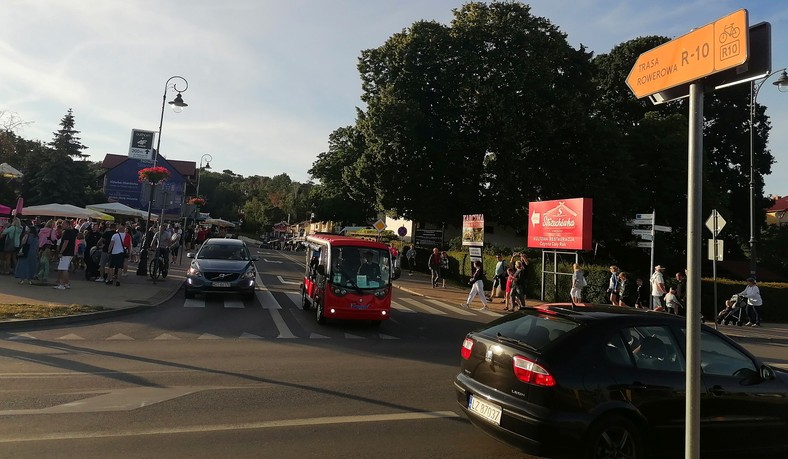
(462, 214, 484, 247)
(527, 198, 592, 251)
(104, 155, 184, 217)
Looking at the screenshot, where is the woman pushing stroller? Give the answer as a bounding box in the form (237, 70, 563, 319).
(718, 278, 763, 326)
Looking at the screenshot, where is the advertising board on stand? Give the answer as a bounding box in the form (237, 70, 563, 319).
(414, 229, 443, 249)
(462, 214, 484, 247)
(527, 198, 592, 251)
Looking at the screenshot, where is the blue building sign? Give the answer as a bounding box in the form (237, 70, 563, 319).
(104, 155, 185, 217)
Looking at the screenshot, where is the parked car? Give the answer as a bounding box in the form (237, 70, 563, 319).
(185, 238, 257, 300)
(454, 304, 788, 458)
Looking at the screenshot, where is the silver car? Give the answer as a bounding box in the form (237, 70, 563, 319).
(185, 239, 257, 300)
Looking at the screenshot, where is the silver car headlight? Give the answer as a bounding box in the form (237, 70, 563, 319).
(242, 267, 256, 279)
(188, 266, 201, 276)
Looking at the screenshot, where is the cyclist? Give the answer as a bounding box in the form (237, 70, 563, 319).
(151, 224, 172, 276)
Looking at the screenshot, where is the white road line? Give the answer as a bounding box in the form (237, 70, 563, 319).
(58, 334, 85, 340)
(198, 333, 222, 340)
(0, 411, 461, 441)
(424, 298, 475, 316)
(7, 333, 37, 340)
(476, 308, 500, 317)
(344, 333, 365, 339)
(255, 273, 280, 309)
(106, 334, 134, 341)
(154, 334, 181, 340)
(391, 301, 416, 313)
(277, 275, 301, 285)
(184, 298, 204, 308)
(284, 292, 302, 306)
(224, 299, 245, 309)
(398, 298, 447, 315)
(269, 309, 297, 339)
(309, 333, 330, 339)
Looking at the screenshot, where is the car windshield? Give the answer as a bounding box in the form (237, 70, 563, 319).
(480, 311, 580, 349)
(197, 244, 250, 260)
(330, 246, 391, 289)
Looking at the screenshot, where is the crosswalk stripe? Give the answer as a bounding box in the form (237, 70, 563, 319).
(277, 276, 301, 285)
(224, 299, 245, 309)
(58, 334, 85, 340)
(106, 334, 134, 340)
(476, 308, 500, 317)
(398, 298, 447, 315)
(379, 333, 399, 340)
(391, 301, 416, 313)
(255, 274, 280, 309)
(424, 298, 475, 316)
(270, 309, 297, 339)
(184, 298, 204, 308)
(309, 333, 330, 339)
(285, 292, 303, 306)
(154, 333, 180, 340)
(344, 333, 365, 339)
(239, 332, 264, 339)
(198, 333, 222, 340)
(7, 333, 37, 340)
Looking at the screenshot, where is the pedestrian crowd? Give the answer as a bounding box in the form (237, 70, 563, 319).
(0, 216, 221, 291)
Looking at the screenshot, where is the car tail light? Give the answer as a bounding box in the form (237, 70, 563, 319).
(461, 337, 474, 360)
(512, 355, 556, 387)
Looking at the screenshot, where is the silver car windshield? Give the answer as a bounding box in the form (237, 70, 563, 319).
(197, 244, 250, 260)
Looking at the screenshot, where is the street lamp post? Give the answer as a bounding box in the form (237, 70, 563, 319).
(193, 153, 212, 223)
(749, 69, 788, 279)
(138, 76, 189, 276)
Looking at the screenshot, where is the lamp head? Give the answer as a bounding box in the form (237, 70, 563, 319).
(204, 161, 211, 170)
(169, 93, 188, 113)
(773, 70, 788, 93)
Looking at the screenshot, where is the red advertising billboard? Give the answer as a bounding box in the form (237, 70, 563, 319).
(527, 198, 592, 251)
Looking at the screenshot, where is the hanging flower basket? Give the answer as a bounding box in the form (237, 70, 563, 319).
(138, 166, 171, 185)
(188, 197, 206, 206)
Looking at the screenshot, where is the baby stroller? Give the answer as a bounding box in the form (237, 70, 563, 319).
(716, 294, 747, 326)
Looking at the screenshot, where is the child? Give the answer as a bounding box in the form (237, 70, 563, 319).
(503, 267, 515, 311)
(74, 232, 86, 270)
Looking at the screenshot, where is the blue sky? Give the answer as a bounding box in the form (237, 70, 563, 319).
(1, 1, 785, 196)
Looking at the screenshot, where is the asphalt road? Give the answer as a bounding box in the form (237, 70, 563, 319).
(0, 248, 534, 459)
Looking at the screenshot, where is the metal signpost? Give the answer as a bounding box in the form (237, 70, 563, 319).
(628, 211, 672, 284)
(706, 210, 727, 329)
(626, 9, 751, 458)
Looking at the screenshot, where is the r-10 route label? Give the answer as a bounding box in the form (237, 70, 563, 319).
(626, 9, 748, 99)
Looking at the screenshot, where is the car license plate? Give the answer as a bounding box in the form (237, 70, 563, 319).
(212, 282, 231, 287)
(468, 394, 502, 425)
(351, 304, 369, 310)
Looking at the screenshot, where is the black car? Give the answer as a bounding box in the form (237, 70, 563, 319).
(185, 239, 257, 299)
(454, 304, 788, 458)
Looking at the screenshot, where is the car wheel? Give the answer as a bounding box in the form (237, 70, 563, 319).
(301, 287, 310, 310)
(185, 288, 195, 299)
(316, 302, 325, 324)
(244, 290, 255, 301)
(582, 415, 642, 459)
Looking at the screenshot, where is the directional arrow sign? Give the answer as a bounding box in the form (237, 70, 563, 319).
(631, 219, 655, 225)
(639, 233, 653, 241)
(637, 242, 653, 248)
(635, 213, 654, 221)
(632, 229, 652, 236)
(654, 225, 672, 232)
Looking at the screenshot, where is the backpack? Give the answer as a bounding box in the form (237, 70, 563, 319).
(577, 273, 587, 288)
(90, 246, 101, 264)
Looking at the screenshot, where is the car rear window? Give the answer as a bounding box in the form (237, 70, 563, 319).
(480, 312, 579, 349)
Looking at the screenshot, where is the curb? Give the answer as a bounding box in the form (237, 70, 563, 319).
(0, 279, 185, 331)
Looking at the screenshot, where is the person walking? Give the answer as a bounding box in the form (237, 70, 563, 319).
(618, 272, 637, 307)
(739, 277, 764, 326)
(462, 260, 489, 310)
(106, 224, 126, 286)
(1, 217, 23, 274)
(488, 254, 507, 301)
(428, 247, 441, 288)
(570, 263, 586, 303)
(608, 265, 621, 305)
(675, 271, 687, 316)
(14, 225, 38, 284)
(650, 265, 667, 310)
(511, 257, 528, 310)
(503, 267, 516, 311)
(406, 246, 416, 275)
(54, 219, 78, 290)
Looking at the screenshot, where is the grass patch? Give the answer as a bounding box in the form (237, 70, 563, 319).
(0, 304, 106, 320)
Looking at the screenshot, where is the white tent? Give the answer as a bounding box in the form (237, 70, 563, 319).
(21, 203, 114, 220)
(87, 202, 149, 218)
(203, 218, 235, 228)
(0, 162, 23, 178)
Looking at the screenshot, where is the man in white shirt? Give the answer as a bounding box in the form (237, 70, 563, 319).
(650, 265, 667, 310)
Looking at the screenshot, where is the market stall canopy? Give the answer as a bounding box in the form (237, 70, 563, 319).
(203, 218, 235, 228)
(87, 202, 149, 218)
(0, 163, 23, 178)
(21, 203, 113, 220)
(0, 204, 11, 215)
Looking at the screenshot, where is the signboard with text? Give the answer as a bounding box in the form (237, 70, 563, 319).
(128, 129, 156, 160)
(527, 198, 592, 251)
(414, 229, 443, 249)
(462, 214, 484, 247)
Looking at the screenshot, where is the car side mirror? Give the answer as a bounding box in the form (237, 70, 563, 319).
(187, 253, 195, 258)
(760, 365, 776, 381)
(316, 265, 326, 276)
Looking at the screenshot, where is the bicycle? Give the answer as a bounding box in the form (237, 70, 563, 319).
(148, 248, 169, 282)
(718, 23, 740, 43)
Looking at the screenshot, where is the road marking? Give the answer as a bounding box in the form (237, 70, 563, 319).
(344, 333, 365, 339)
(224, 299, 245, 309)
(270, 309, 297, 339)
(398, 298, 447, 315)
(197, 333, 222, 340)
(263, 258, 283, 263)
(0, 410, 461, 441)
(255, 274, 280, 309)
(277, 275, 301, 285)
(391, 301, 415, 313)
(476, 308, 500, 317)
(106, 334, 134, 341)
(284, 291, 302, 306)
(58, 334, 85, 340)
(425, 298, 474, 316)
(7, 333, 37, 340)
(184, 298, 204, 308)
(154, 333, 180, 340)
(379, 333, 399, 340)
(239, 332, 264, 339)
(309, 333, 330, 339)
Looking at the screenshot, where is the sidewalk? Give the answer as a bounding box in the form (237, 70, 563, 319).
(0, 257, 187, 327)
